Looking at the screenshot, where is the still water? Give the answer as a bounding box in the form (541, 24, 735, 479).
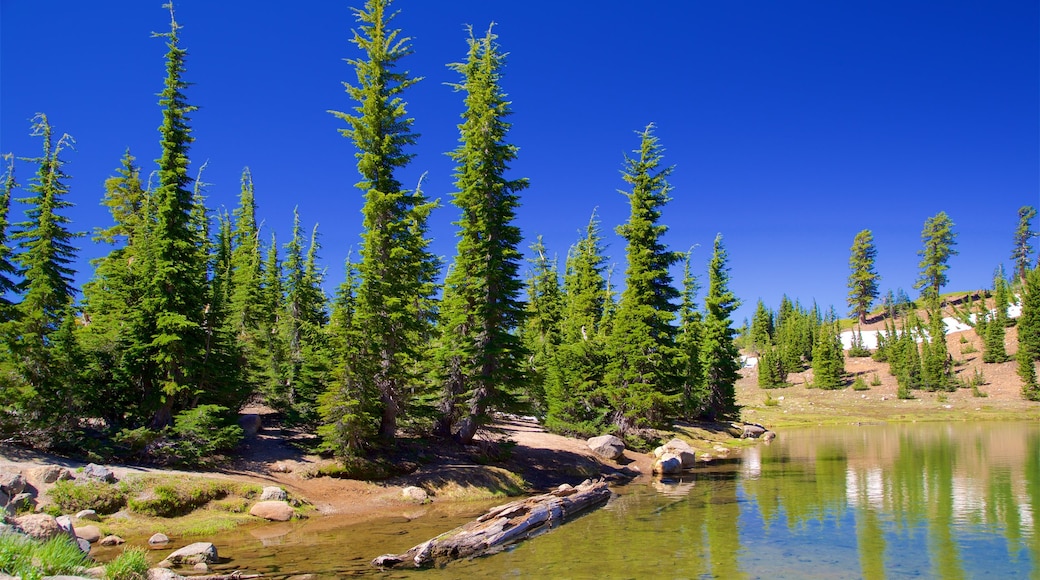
(183, 422, 1039, 579)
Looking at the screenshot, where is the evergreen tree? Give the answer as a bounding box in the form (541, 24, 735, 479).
(545, 212, 610, 435)
(983, 269, 1010, 363)
(914, 211, 958, 305)
(258, 233, 288, 404)
(921, 308, 954, 391)
(700, 234, 742, 420)
(1018, 267, 1040, 362)
(228, 168, 265, 395)
(758, 344, 787, 388)
(748, 300, 774, 356)
(603, 125, 682, 432)
(0, 155, 20, 320)
(1012, 205, 1037, 285)
(436, 26, 527, 444)
(280, 211, 330, 424)
(676, 251, 704, 419)
(7, 115, 81, 437)
(146, 5, 208, 428)
(330, 0, 439, 444)
(1017, 347, 1039, 401)
(518, 236, 562, 412)
(847, 229, 880, 325)
(811, 313, 844, 389)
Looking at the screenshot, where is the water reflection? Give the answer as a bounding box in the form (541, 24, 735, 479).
(143, 423, 1038, 578)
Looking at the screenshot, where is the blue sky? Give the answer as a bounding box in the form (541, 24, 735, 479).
(2, 0, 1037, 324)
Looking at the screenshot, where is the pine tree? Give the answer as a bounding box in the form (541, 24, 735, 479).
(983, 270, 1010, 363)
(436, 26, 527, 444)
(228, 168, 265, 395)
(921, 307, 954, 391)
(603, 125, 682, 432)
(7, 114, 81, 436)
(676, 252, 705, 418)
(518, 236, 562, 412)
(146, 4, 209, 428)
(700, 234, 742, 420)
(258, 233, 288, 404)
(545, 211, 610, 435)
(0, 155, 20, 321)
(1012, 205, 1037, 285)
(811, 313, 844, 390)
(1018, 267, 1040, 362)
(748, 300, 774, 356)
(330, 0, 439, 444)
(847, 229, 880, 325)
(758, 344, 787, 388)
(914, 211, 958, 305)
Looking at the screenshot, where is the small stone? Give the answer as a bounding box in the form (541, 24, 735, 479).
(76, 524, 102, 543)
(82, 464, 117, 483)
(259, 486, 287, 501)
(193, 562, 210, 572)
(402, 486, 428, 502)
(30, 465, 73, 484)
(587, 435, 626, 461)
(164, 541, 218, 565)
(75, 509, 101, 521)
(149, 532, 170, 545)
(249, 500, 294, 521)
(0, 472, 26, 496)
(10, 492, 36, 513)
(99, 534, 126, 546)
(77, 537, 91, 553)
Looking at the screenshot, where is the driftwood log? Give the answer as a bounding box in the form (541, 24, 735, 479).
(372, 479, 613, 569)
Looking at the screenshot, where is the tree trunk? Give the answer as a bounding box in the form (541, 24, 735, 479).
(372, 479, 612, 569)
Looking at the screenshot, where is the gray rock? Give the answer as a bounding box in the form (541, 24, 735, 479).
(402, 486, 428, 502)
(55, 515, 75, 536)
(0, 472, 26, 496)
(192, 562, 209, 572)
(762, 431, 777, 442)
(0, 489, 8, 508)
(148, 532, 170, 545)
(99, 534, 125, 546)
(76, 537, 91, 554)
(75, 509, 100, 521)
(259, 486, 287, 501)
(147, 568, 184, 580)
(238, 413, 262, 437)
(250, 500, 294, 521)
(587, 435, 625, 461)
(741, 423, 767, 438)
(163, 541, 218, 565)
(82, 464, 116, 483)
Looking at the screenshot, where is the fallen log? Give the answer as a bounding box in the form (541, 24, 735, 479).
(372, 478, 613, 569)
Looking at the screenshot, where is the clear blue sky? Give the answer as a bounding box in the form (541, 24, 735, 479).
(2, 1, 1037, 324)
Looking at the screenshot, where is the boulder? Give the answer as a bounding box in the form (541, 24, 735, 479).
(238, 413, 262, 437)
(149, 532, 171, 545)
(587, 435, 625, 461)
(250, 500, 294, 521)
(75, 509, 101, 521)
(193, 562, 210, 572)
(652, 454, 682, 475)
(76, 524, 102, 543)
(148, 567, 186, 580)
(0, 472, 26, 496)
(0, 489, 8, 508)
(259, 486, 287, 501)
(82, 464, 117, 483)
(13, 513, 62, 540)
(99, 534, 126, 546)
(741, 424, 767, 439)
(402, 486, 428, 502)
(657, 439, 697, 469)
(55, 515, 75, 537)
(30, 465, 73, 484)
(163, 542, 218, 565)
(762, 431, 777, 442)
(76, 537, 91, 554)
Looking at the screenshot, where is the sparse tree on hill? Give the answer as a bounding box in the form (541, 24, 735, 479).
(914, 211, 958, 305)
(847, 229, 880, 325)
(984, 270, 1010, 363)
(603, 124, 682, 432)
(748, 300, 774, 356)
(1012, 205, 1037, 285)
(329, 0, 438, 445)
(811, 313, 844, 389)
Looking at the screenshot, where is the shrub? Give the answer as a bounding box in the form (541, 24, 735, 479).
(852, 376, 869, 391)
(971, 385, 988, 398)
(127, 479, 232, 517)
(49, 480, 127, 515)
(764, 393, 780, 407)
(961, 343, 977, 355)
(104, 546, 149, 580)
(870, 373, 882, 386)
(170, 405, 243, 465)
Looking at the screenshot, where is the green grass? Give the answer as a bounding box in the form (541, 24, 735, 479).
(0, 533, 91, 580)
(49, 479, 130, 515)
(104, 546, 149, 580)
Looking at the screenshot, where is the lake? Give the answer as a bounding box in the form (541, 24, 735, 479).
(190, 422, 1040, 578)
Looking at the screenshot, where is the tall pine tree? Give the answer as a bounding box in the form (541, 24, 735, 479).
(603, 124, 681, 432)
(847, 229, 880, 325)
(1012, 206, 1036, 285)
(914, 212, 957, 306)
(700, 234, 741, 420)
(330, 0, 438, 444)
(436, 25, 527, 444)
